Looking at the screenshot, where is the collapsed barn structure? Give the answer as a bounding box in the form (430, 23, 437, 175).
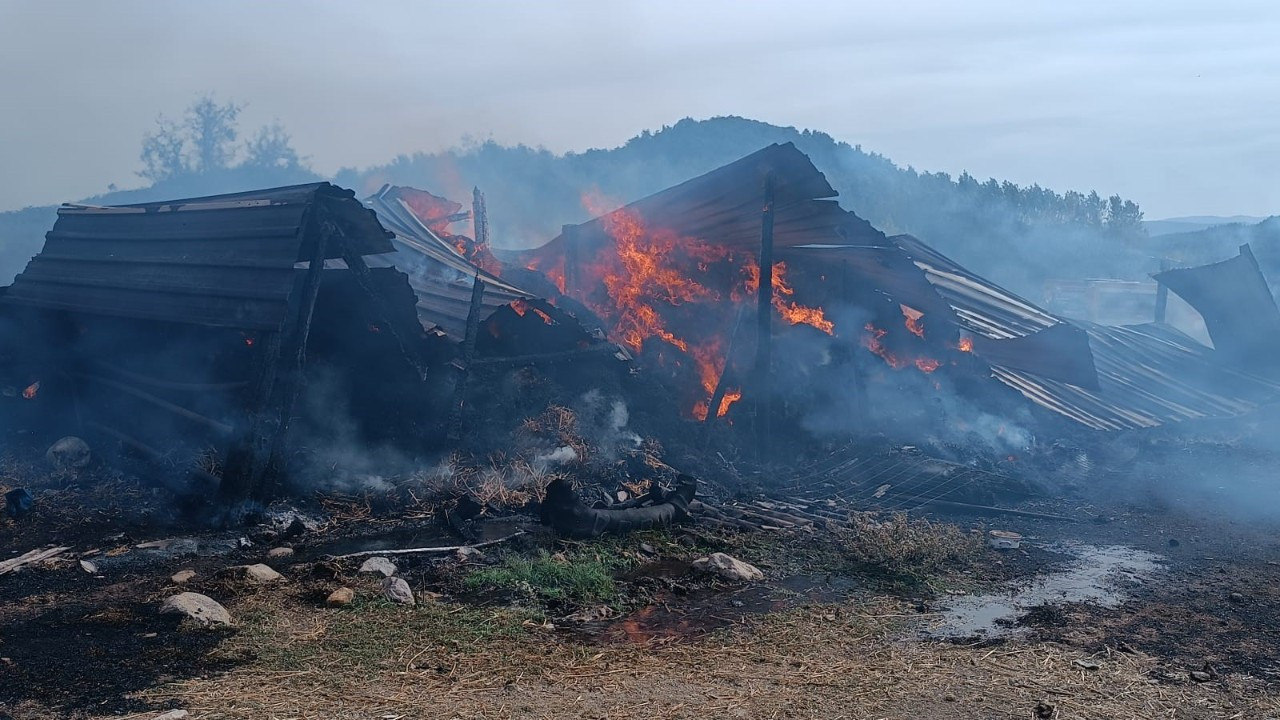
(0, 144, 1276, 514)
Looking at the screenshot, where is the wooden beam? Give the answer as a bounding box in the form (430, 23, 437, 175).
(446, 274, 487, 441)
(562, 223, 580, 299)
(754, 172, 777, 455)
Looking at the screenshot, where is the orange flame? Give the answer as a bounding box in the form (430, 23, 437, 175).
(901, 304, 925, 338)
(511, 299, 555, 325)
(743, 260, 834, 334)
(861, 323, 941, 374)
(957, 336, 973, 352)
(22, 381, 39, 400)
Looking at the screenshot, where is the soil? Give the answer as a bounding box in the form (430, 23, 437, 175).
(4, 476, 1280, 718)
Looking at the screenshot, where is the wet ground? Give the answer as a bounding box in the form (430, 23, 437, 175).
(928, 542, 1164, 641)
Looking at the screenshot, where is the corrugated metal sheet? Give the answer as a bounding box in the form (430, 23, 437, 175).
(523, 142, 886, 266)
(1154, 243, 1280, 369)
(789, 236, 1280, 430)
(364, 186, 533, 340)
(2, 183, 394, 330)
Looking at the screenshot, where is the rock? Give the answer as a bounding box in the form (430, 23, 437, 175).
(455, 547, 484, 562)
(639, 543, 657, 555)
(46, 436, 91, 471)
(359, 556, 397, 577)
(1190, 670, 1212, 682)
(1073, 659, 1101, 670)
(243, 563, 283, 583)
(1229, 592, 1246, 604)
(382, 576, 415, 605)
(152, 711, 190, 720)
(1034, 700, 1055, 719)
(171, 569, 196, 584)
(160, 592, 232, 627)
(326, 587, 355, 607)
(79, 559, 98, 574)
(691, 553, 764, 582)
(4, 488, 34, 519)
(266, 547, 294, 560)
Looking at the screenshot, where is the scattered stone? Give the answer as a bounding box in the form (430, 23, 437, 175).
(639, 543, 657, 555)
(326, 587, 355, 607)
(943, 694, 957, 702)
(1190, 670, 1212, 682)
(160, 592, 232, 627)
(46, 436, 91, 470)
(455, 546, 484, 563)
(4, 488, 34, 519)
(1228, 592, 1246, 604)
(1168, 538, 1181, 548)
(691, 553, 764, 581)
(382, 576, 415, 605)
(243, 563, 283, 583)
(266, 547, 294, 560)
(79, 559, 98, 574)
(359, 556, 397, 577)
(1073, 659, 1100, 671)
(1034, 700, 1056, 719)
(171, 569, 196, 584)
(151, 711, 190, 720)
(564, 605, 614, 622)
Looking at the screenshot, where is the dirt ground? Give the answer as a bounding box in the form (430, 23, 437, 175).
(4, 481, 1280, 719)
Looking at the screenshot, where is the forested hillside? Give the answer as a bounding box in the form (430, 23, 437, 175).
(1, 111, 1152, 297)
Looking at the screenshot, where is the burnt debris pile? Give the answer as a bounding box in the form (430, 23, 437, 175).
(2, 145, 1279, 531)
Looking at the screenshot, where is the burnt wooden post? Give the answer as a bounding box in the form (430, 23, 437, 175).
(342, 244, 427, 380)
(220, 207, 330, 500)
(446, 274, 487, 441)
(472, 187, 490, 251)
(1154, 258, 1171, 323)
(753, 173, 777, 454)
(562, 223, 580, 299)
(705, 303, 747, 426)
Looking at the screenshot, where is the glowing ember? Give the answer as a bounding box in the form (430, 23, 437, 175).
(241, 332, 256, 347)
(22, 381, 39, 400)
(957, 336, 974, 352)
(915, 357, 941, 373)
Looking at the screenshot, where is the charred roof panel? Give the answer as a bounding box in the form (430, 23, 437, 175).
(1153, 243, 1280, 370)
(2, 183, 394, 330)
(525, 143, 886, 265)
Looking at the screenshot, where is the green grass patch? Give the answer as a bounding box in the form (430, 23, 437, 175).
(464, 549, 623, 605)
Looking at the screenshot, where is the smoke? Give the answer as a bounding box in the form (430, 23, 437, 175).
(571, 390, 642, 461)
(534, 445, 578, 469)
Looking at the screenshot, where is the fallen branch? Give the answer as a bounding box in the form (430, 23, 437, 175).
(330, 531, 526, 559)
(0, 546, 71, 575)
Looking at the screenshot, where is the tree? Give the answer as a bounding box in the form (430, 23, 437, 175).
(139, 95, 304, 183)
(243, 123, 301, 170)
(185, 96, 242, 173)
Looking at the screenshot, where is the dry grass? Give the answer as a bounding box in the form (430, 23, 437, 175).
(115, 593, 1279, 720)
(836, 511, 985, 579)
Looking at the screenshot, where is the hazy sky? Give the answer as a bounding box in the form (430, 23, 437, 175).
(1, 1, 1276, 218)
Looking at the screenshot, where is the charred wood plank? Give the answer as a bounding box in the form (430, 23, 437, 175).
(341, 243, 427, 381)
(469, 343, 625, 367)
(919, 499, 1080, 523)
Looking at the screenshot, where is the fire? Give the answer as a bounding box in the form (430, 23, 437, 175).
(957, 336, 974, 352)
(241, 332, 256, 347)
(511, 299, 555, 325)
(22, 381, 39, 400)
(861, 323, 942, 374)
(742, 260, 834, 334)
(901, 304, 925, 338)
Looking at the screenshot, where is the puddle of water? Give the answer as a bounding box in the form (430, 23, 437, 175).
(308, 518, 530, 558)
(927, 543, 1163, 641)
